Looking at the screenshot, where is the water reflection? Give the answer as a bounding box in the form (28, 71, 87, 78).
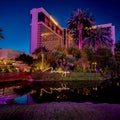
(0, 86, 20, 104)
(0, 96, 12, 104)
(14, 94, 35, 104)
(1, 79, 120, 104)
(0, 80, 29, 104)
(0, 94, 36, 104)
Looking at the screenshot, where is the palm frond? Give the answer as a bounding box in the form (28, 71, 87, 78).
(83, 27, 113, 51)
(67, 8, 95, 45)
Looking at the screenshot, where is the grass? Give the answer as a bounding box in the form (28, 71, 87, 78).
(31, 71, 104, 81)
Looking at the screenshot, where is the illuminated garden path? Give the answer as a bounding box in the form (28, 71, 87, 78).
(0, 102, 120, 120)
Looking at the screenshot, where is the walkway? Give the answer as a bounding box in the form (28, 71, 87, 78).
(0, 102, 120, 120)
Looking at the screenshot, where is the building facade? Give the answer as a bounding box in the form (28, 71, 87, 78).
(98, 23, 115, 53)
(30, 8, 64, 54)
(30, 7, 115, 54)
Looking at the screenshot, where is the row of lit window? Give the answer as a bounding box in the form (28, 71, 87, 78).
(38, 12, 62, 36)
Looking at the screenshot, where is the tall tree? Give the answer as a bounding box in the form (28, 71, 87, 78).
(32, 46, 48, 55)
(95, 47, 113, 73)
(83, 27, 113, 51)
(15, 53, 33, 65)
(0, 28, 4, 40)
(67, 9, 95, 49)
(83, 46, 95, 70)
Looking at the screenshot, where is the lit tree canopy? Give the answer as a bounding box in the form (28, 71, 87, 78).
(83, 27, 113, 51)
(67, 8, 95, 49)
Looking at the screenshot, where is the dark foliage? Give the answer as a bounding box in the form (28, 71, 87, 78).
(15, 53, 33, 65)
(0, 28, 4, 39)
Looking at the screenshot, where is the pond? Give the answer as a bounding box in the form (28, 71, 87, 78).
(0, 80, 30, 104)
(0, 79, 120, 104)
(14, 94, 35, 104)
(0, 80, 92, 104)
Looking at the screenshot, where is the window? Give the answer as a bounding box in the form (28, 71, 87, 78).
(38, 12, 45, 22)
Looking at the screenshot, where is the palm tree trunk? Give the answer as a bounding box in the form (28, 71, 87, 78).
(78, 23, 83, 50)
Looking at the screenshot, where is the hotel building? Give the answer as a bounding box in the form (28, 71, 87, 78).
(30, 7, 115, 54)
(98, 23, 115, 53)
(30, 8, 63, 53)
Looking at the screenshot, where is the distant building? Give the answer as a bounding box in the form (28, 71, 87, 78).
(30, 7, 115, 54)
(0, 48, 23, 59)
(62, 28, 74, 48)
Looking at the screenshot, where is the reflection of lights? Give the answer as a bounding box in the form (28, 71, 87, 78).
(50, 16, 58, 25)
(93, 87, 97, 91)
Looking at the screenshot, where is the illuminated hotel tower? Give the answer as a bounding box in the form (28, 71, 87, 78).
(30, 7, 115, 54)
(30, 7, 63, 54)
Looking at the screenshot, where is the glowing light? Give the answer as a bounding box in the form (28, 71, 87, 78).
(41, 32, 52, 37)
(50, 16, 58, 25)
(92, 25, 97, 29)
(85, 25, 97, 30)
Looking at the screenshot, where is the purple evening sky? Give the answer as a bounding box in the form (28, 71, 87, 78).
(0, 0, 120, 53)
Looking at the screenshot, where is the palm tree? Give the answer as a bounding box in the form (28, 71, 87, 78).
(95, 47, 113, 74)
(83, 27, 113, 52)
(0, 28, 4, 40)
(32, 46, 48, 55)
(67, 9, 95, 49)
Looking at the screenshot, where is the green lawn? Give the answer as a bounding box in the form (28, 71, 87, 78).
(31, 71, 104, 81)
